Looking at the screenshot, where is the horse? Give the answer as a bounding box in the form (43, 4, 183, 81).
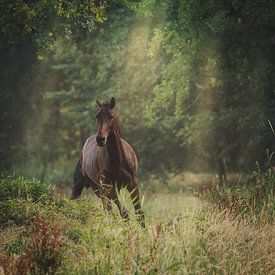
(70, 97, 145, 227)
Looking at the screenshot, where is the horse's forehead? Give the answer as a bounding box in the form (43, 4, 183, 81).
(102, 106, 110, 112)
(99, 107, 112, 116)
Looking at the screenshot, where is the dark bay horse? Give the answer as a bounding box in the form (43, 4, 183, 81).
(71, 97, 145, 226)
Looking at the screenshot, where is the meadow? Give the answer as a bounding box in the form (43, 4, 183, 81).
(0, 171, 274, 274)
(1, 1, 275, 274)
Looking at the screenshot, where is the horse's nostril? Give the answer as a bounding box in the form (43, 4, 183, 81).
(96, 135, 102, 142)
(96, 135, 106, 145)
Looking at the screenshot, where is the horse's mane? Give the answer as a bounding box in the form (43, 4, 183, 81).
(113, 114, 121, 137)
(112, 114, 125, 165)
(98, 101, 125, 165)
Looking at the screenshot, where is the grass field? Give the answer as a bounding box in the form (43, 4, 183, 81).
(0, 176, 274, 274)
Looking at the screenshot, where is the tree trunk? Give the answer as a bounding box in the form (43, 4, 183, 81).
(217, 158, 227, 184)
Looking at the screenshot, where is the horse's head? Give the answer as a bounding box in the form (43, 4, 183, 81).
(95, 97, 116, 146)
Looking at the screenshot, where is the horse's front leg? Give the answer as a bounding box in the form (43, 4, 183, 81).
(112, 192, 130, 221)
(71, 160, 87, 199)
(100, 191, 129, 221)
(97, 183, 113, 211)
(100, 195, 113, 211)
(104, 183, 130, 221)
(127, 181, 145, 228)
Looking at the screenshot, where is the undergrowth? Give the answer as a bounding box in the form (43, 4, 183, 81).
(0, 176, 274, 274)
(202, 162, 275, 224)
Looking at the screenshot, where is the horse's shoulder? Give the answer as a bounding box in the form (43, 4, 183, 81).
(81, 134, 98, 165)
(81, 134, 100, 183)
(85, 134, 97, 144)
(121, 138, 138, 173)
(82, 135, 96, 150)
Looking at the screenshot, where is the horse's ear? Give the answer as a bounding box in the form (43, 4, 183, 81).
(110, 97, 115, 109)
(96, 98, 102, 108)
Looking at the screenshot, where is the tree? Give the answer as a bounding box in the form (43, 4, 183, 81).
(0, 0, 124, 173)
(0, 0, 107, 47)
(44, 5, 184, 176)
(147, 0, 275, 177)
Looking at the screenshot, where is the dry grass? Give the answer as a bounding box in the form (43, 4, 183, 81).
(0, 177, 274, 274)
(62, 192, 275, 274)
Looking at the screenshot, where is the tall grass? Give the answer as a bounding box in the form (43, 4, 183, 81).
(202, 163, 275, 223)
(0, 177, 274, 274)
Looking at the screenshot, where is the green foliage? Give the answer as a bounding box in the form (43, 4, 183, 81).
(146, 0, 275, 172)
(2, 217, 67, 274)
(0, 177, 98, 227)
(33, 0, 274, 178)
(0, 177, 50, 202)
(1, 0, 274, 180)
(0, 177, 274, 274)
(0, 199, 39, 227)
(0, 0, 130, 176)
(203, 164, 275, 222)
(0, 0, 109, 48)
(0, 176, 51, 226)
(40, 5, 185, 176)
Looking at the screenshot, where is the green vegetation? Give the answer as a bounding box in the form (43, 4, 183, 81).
(1, 0, 274, 180)
(0, 1, 274, 274)
(0, 0, 109, 47)
(0, 177, 49, 202)
(0, 177, 274, 274)
(204, 164, 275, 223)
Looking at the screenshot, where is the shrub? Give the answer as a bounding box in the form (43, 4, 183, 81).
(0, 177, 52, 228)
(0, 177, 50, 202)
(203, 164, 275, 222)
(1, 217, 67, 274)
(0, 199, 40, 227)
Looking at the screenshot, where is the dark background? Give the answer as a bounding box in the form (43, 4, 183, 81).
(1, 0, 274, 184)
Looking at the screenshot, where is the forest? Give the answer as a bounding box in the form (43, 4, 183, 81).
(0, 0, 274, 274)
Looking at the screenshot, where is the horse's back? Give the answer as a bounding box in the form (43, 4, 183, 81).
(80, 135, 138, 183)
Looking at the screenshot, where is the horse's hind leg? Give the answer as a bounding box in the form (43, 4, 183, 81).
(70, 160, 86, 199)
(128, 183, 145, 227)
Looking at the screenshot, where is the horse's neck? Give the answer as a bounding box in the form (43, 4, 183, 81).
(106, 130, 125, 168)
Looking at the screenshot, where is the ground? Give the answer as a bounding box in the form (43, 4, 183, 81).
(0, 176, 274, 274)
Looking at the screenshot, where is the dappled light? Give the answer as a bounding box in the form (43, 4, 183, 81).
(0, 0, 274, 273)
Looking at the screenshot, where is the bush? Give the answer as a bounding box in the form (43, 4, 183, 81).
(0, 199, 41, 227)
(0, 177, 50, 202)
(203, 164, 275, 222)
(0, 177, 51, 227)
(0, 176, 98, 228)
(1, 217, 67, 275)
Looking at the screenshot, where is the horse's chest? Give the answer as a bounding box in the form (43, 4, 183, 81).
(104, 167, 130, 184)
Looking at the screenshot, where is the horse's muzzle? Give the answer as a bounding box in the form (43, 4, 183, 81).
(96, 135, 107, 146)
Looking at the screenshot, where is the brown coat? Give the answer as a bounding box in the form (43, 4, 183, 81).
(80, 134, 138, 186)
